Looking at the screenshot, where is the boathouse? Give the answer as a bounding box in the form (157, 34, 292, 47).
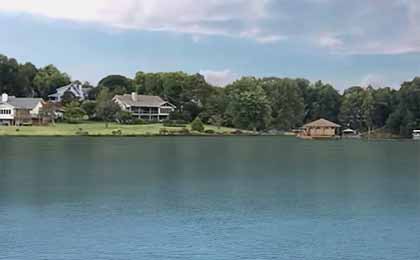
(300, 118, 341, 139)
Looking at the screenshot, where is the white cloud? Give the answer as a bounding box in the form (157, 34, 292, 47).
(256, 35, 287, 44)
(0, 0, 280, 44)
(200, 69, 239, 87)
(2, 0, 420, 54)
(318, 34, 343, 49)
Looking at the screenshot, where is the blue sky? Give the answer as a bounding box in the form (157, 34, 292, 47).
(1, 0, 420, 89)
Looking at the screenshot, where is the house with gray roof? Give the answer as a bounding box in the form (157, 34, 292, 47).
(113, 93, 176, 121)
(0, 93, 44, 125)
(48, 82, 87, 102)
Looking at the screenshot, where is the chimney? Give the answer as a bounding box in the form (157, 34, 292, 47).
(1, 93, 8, 103)
(131, 92, 137, 101)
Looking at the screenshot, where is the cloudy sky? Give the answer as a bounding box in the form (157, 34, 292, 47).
(1, 0, 420, 89)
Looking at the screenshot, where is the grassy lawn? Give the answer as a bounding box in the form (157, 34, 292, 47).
(0, 122, 243, 136)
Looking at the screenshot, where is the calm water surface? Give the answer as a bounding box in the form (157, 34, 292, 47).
(1, 137, 420, 260)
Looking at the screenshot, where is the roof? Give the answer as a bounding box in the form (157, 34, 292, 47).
(114, 94, 174, 108)
(343, 128, 356, 133)
(303, 118, 341, 128)
(48, 82, 85, 98)
(3, 96, 43, 109)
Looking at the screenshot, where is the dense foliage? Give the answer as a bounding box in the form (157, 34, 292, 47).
(1, 53, 420, 136)
(191, 117, 205, 132)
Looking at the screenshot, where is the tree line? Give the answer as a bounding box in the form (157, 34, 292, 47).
(1, 53, 419, 136)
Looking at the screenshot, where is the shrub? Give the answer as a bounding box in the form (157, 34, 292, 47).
(209, 115, 223, 129)
(81, 101, 97, 119)
(169, 129, 179, 135)
(191, 117, 205, 132)
(116, 111, 133, 124)
(112, 130, 122, 136)
(163, 119, 188, 124)
(163, 122, 187, 128)
(159, 128, 169, 135)
(178, 128, 190, 135)
(75, 128, 89, 135)
(133, 119, 147, 125)
(64, 102, 86, 124)
(231, 130, 243, 135)
(204, 129, 216, 134)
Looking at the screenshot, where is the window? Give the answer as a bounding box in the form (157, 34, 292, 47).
(160, 108, 173, 114)
(0, 109, 11, 115)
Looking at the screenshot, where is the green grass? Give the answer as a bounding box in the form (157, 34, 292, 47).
(0, 122, 243, 136)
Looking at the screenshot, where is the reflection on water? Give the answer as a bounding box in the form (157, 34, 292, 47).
(1, 137, 420, 259)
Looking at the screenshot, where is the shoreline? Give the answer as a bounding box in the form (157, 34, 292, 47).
(0, 123, 413, 140)
(0, 133, 413, 141)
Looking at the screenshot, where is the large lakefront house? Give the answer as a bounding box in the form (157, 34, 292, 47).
(48, 82, 88, 102)
(113, 93, 176, 121)
(0, 93, 44, 126)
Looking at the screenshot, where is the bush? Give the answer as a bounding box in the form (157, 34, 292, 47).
(112, 130, 122, 136)
(64, 102, 86, 124)
(191, 117, 205, 132)
(165, 119, 187, 124)
(178, 128, 190, 135)
(231, 130, 243, 135)
(133, 119, 147, 125)
(163, 122, 187, 128)
(116, 111, 134, 124)
(81, 101, 97, 119)
(204, 129, 216, 134)
(159, 128, 169, 135)
(75, 128, 89, 136)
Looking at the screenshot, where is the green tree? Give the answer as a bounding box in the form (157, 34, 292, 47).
(116, 111, 133, 124)
(209, 115, 223, 129)
(61, 91, 78, 105)
(98, 75, 135, 94)
(64, 101, 86, 124)
(191, 116, 205, 132)
(371, 87, 398, 129)
(262, 78, 304, 130)
(0, 55, 22, 96)
(81, 101, 97, 120)
(39, 102, 56, 125)
(386, 77, 420, 136)
(33, 65, 71, 99)
(339, 86, 366, 130)
(304, 81, 341, 123)
(15, 62, 38, 97)
(95, 89, 121, 127)
(226, 80, 272, 131)
(362, 87, 378, 135)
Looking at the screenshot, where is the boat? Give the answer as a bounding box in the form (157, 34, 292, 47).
(342, 128, 361, 139)
(413, 130, 420, 140)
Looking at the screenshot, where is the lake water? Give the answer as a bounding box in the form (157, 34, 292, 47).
(1, 137, 420, 260)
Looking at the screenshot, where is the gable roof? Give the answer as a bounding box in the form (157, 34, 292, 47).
(114, 94, 174, 108)
(3, 96, 43, 109)
(48, 82, 85, 98)
(303, 118, 341, 128)
(343, 128, 356, 133)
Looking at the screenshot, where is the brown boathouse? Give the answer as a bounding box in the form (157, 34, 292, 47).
(299, 118, 341, 139)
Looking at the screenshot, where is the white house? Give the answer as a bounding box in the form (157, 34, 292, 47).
(48, 82, 87, 102)
(0, 93, 44, 126)
(113, 93, 176, 121)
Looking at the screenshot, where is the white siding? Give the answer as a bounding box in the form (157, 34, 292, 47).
(0, 104, 15, 120)
(30, 101, 43, 117)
